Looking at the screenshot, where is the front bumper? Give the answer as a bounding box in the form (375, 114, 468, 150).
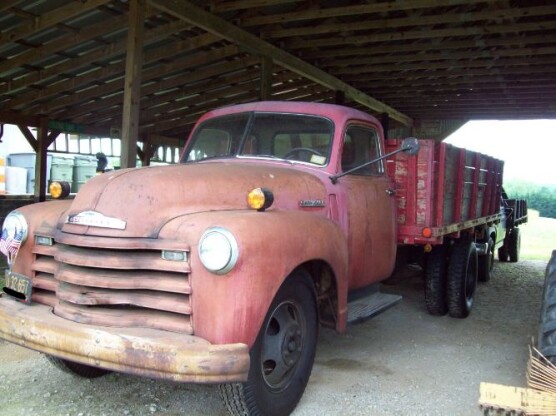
(0, 296, 250, 383)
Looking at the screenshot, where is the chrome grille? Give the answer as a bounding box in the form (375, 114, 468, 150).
(30, 233, 192, 334)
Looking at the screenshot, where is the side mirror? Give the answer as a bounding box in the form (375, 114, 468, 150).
(330, 136, 420, 184)
(401, 137, 420, 156)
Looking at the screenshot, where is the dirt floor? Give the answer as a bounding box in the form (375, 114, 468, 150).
(0, 259, 547, 416)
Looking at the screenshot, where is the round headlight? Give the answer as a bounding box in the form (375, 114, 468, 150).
(198, 227, 239, 274)
(1, 211, 29, 256)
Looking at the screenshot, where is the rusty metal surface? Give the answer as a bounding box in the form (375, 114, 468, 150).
(2, 102, 403, 372)
(0, 297, 249, 383)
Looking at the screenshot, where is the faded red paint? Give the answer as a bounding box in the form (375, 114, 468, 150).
(386, 139, 503, 245)
(0, 101, 499, 383)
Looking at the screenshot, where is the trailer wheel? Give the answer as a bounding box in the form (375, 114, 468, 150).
(219, 270, 318, 416)
(424, 245, 449, 316)
(498, 245, 509, 262)
(478, 237, 494, 282)
(508, 228, 521, 263)
(447, 239, 478, 318)
(538, 251, 556, 364)
(45, 355, 111, 378)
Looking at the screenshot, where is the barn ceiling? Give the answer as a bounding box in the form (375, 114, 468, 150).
(1, 0, 555, 143)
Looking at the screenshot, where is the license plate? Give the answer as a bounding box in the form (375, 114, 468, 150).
(3, 271, 32, 304)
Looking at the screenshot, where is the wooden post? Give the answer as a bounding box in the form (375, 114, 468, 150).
(34, 118, 49, 202)
(260, 57, 273, 100)
(120, 0, 145, 169)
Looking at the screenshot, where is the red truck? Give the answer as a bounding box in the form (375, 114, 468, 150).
(0, 102, 524, 415)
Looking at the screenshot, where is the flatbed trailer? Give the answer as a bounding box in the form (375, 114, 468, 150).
(386, 139, 506, 318)
(386, 139, 504, 245)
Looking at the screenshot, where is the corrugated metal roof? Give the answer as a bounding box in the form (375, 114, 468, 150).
(1, 0, 555, 143)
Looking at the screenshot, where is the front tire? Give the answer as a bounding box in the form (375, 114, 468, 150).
(220, 270, 318, 416)
(447, 239, 478, 319)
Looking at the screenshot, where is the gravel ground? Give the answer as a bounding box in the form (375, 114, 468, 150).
(0, 259, 546, 416)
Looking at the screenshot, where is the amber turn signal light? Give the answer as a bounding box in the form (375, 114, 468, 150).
(247, 187, 274, 211)
(49, 181, 71, 199)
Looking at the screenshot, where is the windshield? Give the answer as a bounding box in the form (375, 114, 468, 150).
(183, 111, 334, 166)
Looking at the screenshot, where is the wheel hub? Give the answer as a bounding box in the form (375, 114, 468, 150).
(282, 326, 302, 366)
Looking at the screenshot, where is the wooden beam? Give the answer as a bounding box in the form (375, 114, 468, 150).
(211, 0, 299, 12)
(0, 111, 40, 127)
(121, 0, 146, 169)
(47, 130, 61, 148)
(9, 35, 232, 112)
(0, 18, 190, 95)
(17, 125, 38, 152)
(317, 46, 556, 68)
(263, 4, 556, 39)
(329, 56, 556, 75)
(0, 1, 23, 14)
(260, 57, 273, 100)
(34, 118, 49, 202)
(0, 13, 129, 74)
(240, 0, 499, 26)
(301, 35, 556, 60)
(149, 0, 412, 126)
(0, 0, 113, 45)
(38, 50, 254, 116)
(286, 20, 556, 49)
(67, 67, 263, 122)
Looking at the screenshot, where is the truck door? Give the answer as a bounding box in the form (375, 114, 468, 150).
(340, 124, 397, 289)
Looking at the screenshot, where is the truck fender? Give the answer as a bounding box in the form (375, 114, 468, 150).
(160, 210, 349, 347)
(10, 200, 72, 277)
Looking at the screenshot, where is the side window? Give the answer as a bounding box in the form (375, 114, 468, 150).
(341, 126, 383, 175)
(187, 128, 231, 161)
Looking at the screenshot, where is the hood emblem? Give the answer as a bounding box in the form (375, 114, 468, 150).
(66, 211, 126, 230)
(299, 199, 325, 208)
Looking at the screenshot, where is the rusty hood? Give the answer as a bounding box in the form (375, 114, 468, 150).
(61, 161, 327, 238)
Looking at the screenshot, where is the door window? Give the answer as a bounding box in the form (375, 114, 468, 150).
(341, 126, 383, 175)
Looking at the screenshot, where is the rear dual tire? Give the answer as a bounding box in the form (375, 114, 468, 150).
(447, 239, 478, 319)
(425, 239, 478, 319)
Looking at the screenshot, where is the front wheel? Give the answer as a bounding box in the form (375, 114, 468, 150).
(220, 270, 318, 416)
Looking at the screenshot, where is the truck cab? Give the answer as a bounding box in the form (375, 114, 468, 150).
(0, 102, 406, 416)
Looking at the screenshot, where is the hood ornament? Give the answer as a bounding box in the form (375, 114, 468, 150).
(66, 211, 126, 230)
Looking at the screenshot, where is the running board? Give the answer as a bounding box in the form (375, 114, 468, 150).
(347, 292, 402, 325)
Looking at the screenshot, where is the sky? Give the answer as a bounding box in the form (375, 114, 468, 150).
(444, 120, 556, 186)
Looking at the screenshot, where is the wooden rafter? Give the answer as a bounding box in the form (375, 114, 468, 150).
(149, 0, 413, 126)
(0, 0, 114, 45)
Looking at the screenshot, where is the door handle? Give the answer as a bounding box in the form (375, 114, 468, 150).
(386, 189, 396, 196)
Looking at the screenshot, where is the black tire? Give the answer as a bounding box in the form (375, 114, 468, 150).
(498, 245, 509, 262)
(478, 237, 494, 283)
(447, 239, 478, 319)
(538, 251, 556, 364)
(508, 228, 521, 263)
(219, 270, 318, 416)
(424, 244, 449, 316)
(45, 355, 111, 378)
